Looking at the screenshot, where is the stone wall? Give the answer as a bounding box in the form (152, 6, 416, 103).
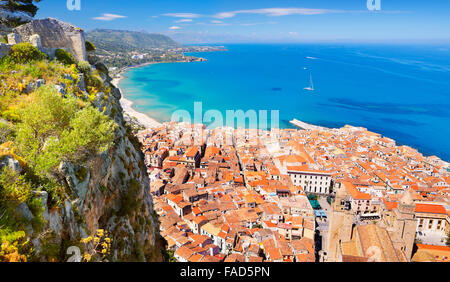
(13, 18, 87, 62)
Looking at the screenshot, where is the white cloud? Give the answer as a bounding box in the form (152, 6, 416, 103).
(162, 7, 406, 22)
(163, 13, 202, 18)
(212, 12, 235, 19)
(240, 21, 278, 26)
(93, 13, 127, 21)
(213, 8, 340, 18)
(210, 20, 223, 24)
(169, 26, 182, 30)
(175, 19, 193, 23)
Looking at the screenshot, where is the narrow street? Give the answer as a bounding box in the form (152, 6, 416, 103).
(315, 196, 332, 259)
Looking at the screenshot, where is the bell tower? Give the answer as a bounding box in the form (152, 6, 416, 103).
(391, 190, 417, 261)
(326, 183, 354, 262)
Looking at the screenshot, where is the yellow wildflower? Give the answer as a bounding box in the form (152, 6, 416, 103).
(96, 229, 105, 238)
(83, 253, 91, 262)
(81, 236, 93, 244)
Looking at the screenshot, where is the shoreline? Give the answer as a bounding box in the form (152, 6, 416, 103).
(111, 62, 163, 129)
(111, 57, 210, 129)
(110, 57, 448, 163)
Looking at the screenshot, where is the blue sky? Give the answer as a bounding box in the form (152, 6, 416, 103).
(36, 0, 450, 43)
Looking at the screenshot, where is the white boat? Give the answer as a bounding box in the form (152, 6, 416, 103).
(303, 73, 314, 91)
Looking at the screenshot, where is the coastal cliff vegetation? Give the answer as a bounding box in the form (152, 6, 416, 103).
(0, 39, 164, 261)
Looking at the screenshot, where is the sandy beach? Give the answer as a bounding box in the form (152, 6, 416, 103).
(111, 63, 162, 129)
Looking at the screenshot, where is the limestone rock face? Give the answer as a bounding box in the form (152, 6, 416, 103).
(0, 43, 11, 57)
(0, 155, 22, 173)
(13, 18, 87, 61)
(7, 33, 21, 44)
(29, 71, 164, 261)
(2, 18, 163, 262)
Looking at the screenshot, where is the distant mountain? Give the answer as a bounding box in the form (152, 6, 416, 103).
(86, 29, 181, 52)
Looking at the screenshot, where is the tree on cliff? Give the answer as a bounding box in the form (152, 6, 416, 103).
(0, 0, 41, 29)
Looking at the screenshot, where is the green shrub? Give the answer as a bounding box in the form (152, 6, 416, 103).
(55, 49, 75, 65)
(85, 41, 96, 52)
(1, 108, 20, 122)
(85, 73, 103, 88)
(27, 197, 46, 232)
(0, 227, 30, 262)
(0, 122, 15, 143)
(22, 63, 42, 78)
(76, 60, 91, 74)
(8, 43, 46, 64)
(0, 167, 33, 205)
(15, 85, 117, 178)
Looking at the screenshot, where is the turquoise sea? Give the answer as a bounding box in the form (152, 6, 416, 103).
(119, 44, 450, 161)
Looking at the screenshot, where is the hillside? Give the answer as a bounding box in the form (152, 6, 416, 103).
(0, 18, 164, 262)
(86, 29, 181, 53)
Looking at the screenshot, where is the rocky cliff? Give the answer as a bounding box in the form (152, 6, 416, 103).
(0, 19, 164, 262)
(13, 18, 87, 61)
(35, 79, 165, 262)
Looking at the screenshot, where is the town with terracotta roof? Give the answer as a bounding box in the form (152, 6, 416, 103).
(136, 121, 450, 262)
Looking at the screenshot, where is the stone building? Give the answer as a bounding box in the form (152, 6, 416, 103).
(326, 184, 354, 262)
(326, 186, 417, 262)
(287, 167, 332, 195)
(385, 191, 417, 261)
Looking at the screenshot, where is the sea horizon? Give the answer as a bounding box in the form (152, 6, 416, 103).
(119, 43, 450, 161)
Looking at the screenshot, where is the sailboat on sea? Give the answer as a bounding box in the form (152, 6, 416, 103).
(303, 72, 314, 91)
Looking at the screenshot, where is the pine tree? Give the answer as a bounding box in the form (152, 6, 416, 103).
(0, 0, 41, 29)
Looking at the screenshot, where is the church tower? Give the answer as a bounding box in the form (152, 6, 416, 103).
(391, 190, 417, 261)
(326, 183, 354, 262)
